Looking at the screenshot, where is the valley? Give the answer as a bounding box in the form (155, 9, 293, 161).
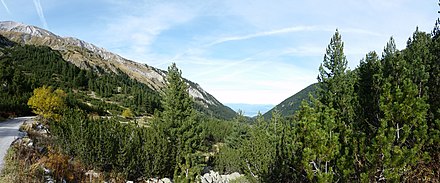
(0, 2, 440, 182)
(225, 103, 274, 117)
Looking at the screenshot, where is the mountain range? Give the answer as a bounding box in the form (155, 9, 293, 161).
(0, 21, 236, 119)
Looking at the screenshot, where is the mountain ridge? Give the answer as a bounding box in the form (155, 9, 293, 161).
(0, 21, 236, 119)
(263, 83, 317, 119)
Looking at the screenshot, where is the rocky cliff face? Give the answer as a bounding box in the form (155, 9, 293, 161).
(0, 21, 234, 118)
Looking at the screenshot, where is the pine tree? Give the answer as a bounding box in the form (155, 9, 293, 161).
(317, 29, 356, 180)
(356, 51, 384, 180)
(357, 51, 382, 136)
(426, 21, 440, 171)
(404, 28, 431, 98)
(372, 37, 429, 181)
(159, 63, 203, 181)
(294, 99, 339, 182)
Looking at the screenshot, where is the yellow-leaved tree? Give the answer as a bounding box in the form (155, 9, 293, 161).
(121, 108, 134, 119)
(27, 86, 67, 121)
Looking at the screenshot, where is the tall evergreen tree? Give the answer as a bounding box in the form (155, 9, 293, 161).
(317, 29, 357, 180)
(404, 28, 431, 98)
(356, 51, 383, 180)
(159, 63, 204, 181)
(372, 37, 429, 181)
(357, 51, 382, 136)
(428, 20, 440, 154)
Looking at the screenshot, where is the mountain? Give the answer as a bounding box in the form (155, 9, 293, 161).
(0, 21, 236, 119)
(226, 103, 274, 117)
(263, 83, 317, 119)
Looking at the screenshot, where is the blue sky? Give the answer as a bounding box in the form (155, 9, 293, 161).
(0, 0, 438, 105)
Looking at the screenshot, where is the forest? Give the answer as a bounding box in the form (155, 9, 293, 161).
(1, 11, 440, 183)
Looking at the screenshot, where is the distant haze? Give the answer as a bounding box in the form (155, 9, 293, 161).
(226, 103, 274, 117)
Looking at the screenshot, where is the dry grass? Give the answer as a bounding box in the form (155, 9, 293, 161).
(406, 152, 440, 182)
(0, 144, 44, 183)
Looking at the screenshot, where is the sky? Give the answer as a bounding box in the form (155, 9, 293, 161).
(0, 0, 438, 105)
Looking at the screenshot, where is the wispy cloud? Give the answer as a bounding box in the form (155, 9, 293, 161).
(33, 0, 48, 29)
(100, 2, 198, 62)
(207, 25, 321, 46)
(343, 28, 383, 36)
(0, 0, 10, 14)
(207, 25, 383, 47)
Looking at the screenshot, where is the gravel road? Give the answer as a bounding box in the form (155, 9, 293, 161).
(0, 117, 33, 171)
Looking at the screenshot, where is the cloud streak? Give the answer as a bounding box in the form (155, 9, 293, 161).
(207, 25, 383, 47)
(1, 0, 10, 14)
(33, 0, 48, 29)
(207, 25, 320, 46)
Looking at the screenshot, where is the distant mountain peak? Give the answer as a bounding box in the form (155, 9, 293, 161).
(0, 21, 57, 37)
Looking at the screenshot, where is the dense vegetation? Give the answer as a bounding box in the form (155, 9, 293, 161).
(0, 36, 161, 118)
(0, 34, 237, 120)
(48, 64, 236, 181)
(213, 27, 440, 182)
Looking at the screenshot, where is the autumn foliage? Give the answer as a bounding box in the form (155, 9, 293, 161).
(27, 86, 66, 121)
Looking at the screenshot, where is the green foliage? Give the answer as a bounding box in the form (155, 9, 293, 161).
(317, 30, 357, 181)
(214, 145, 243, 174)
(295, 100, 340, 182)
(51, 110, 171, 180)
(369, 36, 429, 181)
(427, 21, 440, 156)
(215, 27, 440, 182)
(155, 63, 206, 181)
(0, 39, 161, 117)
(357, 51, 382, 135)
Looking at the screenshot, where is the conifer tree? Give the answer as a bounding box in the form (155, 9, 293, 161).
(428, 19, 440, 158)
(357, 51, 382, 136)
(317, 29, 356, 180)
(294, 99, 339, 182)
(372, 37, 429, 181)
(159, 63, 204, 181)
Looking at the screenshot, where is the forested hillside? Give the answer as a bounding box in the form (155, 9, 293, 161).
(0, 35, 236, 119)
(0, 21, 237, 120)
(263, 83, 317, 119)
(0, 35, 160, 117)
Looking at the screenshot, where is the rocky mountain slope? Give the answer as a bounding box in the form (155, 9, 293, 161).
(0, 21, 236, 119)
(263, 83, 317, 119)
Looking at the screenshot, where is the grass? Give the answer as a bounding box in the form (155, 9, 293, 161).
(0, 145, 42, 183)
(0, 116, 6, 122)
(0, 147, 17, 183)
